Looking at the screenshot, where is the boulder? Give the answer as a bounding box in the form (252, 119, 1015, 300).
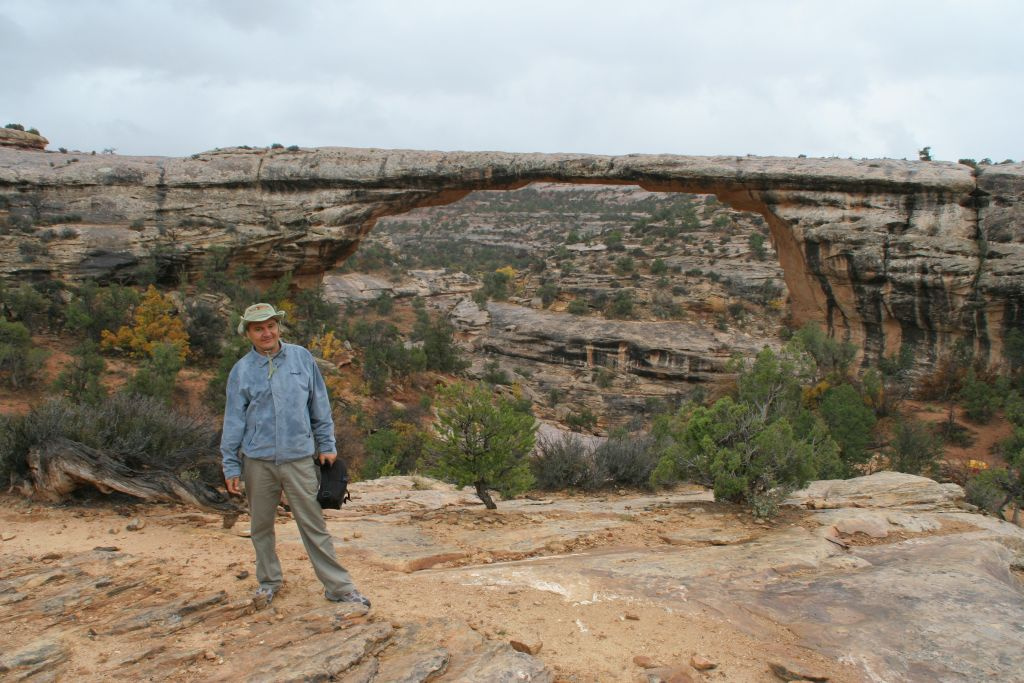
(785, 472, 964, 511)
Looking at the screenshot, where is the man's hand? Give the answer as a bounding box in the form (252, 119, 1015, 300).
(226, 477, 242, 496)
(318, 452, 337, 466)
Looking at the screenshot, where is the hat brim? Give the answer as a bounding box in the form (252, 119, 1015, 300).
(237, 311, 286, 335)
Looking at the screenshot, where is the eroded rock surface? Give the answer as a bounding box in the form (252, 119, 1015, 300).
(3, 473, 1023, 681)
(0, 547, 551, 682)
(1, 147, 1021, 365)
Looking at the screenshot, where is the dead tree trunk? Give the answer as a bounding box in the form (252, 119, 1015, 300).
(25, 438, 239, 514)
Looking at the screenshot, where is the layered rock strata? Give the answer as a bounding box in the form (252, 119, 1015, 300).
(1, 146, 1021, 365)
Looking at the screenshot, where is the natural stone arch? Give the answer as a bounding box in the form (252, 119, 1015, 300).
(1, 146, 1020, 366)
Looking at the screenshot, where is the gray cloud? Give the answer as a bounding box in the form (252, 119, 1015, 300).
(1, 0, 1021, 161)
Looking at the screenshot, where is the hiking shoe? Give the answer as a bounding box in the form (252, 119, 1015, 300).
(254, 585, 278, 608)
(326, 589, 371, 608)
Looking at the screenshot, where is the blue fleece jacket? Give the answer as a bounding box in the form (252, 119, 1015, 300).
(219, 342, 336, 479)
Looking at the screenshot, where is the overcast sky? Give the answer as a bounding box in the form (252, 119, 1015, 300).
(1, 0, 1021, 161)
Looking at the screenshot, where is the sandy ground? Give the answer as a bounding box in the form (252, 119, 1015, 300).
(0, 490, 865, 682)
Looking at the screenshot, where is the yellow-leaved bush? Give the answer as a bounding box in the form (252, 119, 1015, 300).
(100, 285, 190, 361)
(310, 330, 346, 365)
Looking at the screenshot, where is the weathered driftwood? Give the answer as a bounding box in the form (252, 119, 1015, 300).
(25, 437, 238, 514)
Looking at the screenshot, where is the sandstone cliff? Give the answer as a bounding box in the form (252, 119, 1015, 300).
(1, 146, 1021, 366)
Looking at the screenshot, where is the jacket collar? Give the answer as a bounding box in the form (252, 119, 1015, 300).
(249, 343, 287, 367)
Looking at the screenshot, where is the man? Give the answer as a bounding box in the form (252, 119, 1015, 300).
(220, 302, 370, 608)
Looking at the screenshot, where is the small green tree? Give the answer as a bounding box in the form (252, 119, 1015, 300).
(748, 232, 768, 260)
(605, 290, 634, 319)
(205, 336, 251, 411)
(291, 286, 339, 346)
(0, 283, 48, 332)
(651, 347, 842, 518)
(421, 316, 468, 373)
(650, 395, 839, 518)
(886, 419, 942, 477)
(0, 320, 47, 389)
(65, 282, 141, 341)
(126, 342, 182, 403)
(479, 270, 511, 302)
(1004, 329, 1024, 375)
(537, 281, 558, 308)
(819, 384, 877, 473)
(53, 340, 107, 404)
(791, 323, 857, 380)
(184, 300, 225, 361)
(959, 369, 998, 423)
(428, 381, 536, 509)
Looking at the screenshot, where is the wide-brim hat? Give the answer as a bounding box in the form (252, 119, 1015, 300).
(237, 302, 286, 335)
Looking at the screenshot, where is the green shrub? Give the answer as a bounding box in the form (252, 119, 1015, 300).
(205, 336, 251, 412)
(1005, 329, 1024, 374)
(593, 367, 614, 389)
(965, 468, 1017, 515)
(480, 270, 511, 302)
(351, 320, 425, 392)
(605, 290, 634, 319)
(567, 298, 588, 315)
(886, 419, 942, 477)
(531, 432, 596, 490)
(482, 359, 510, 385)
(374, 292, 394, 315)
(361, 422, 427, 479)
(959, 369, 998, 423)
(53, 341, 106, 405)
(291, 286, 340, 346)
(126, 342, 182, 403)
(819, 384, 877, 473)
(651, 396, 839, 518)
(593, 432, 658, 489)
(0, 320, 47, 389)
(791, 323, 857, 380)
(0, 283, 48, 332)
(651, 348, 842, 518)
(748, 232, 768, 260)
(185, 300, 225, 360)
(421, 316, 467, 373)
(537, 281, 558, 308)
(65, 282, 141, 341)
(566, 408, 598, 433)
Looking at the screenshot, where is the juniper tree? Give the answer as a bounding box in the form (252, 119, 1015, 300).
(428, 381, 536, 509)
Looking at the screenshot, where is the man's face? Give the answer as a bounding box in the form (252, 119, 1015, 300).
(246, 318, 281, 354)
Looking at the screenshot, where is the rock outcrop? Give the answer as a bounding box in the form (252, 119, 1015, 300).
(0, 127, 47, 150)
(1, 146, 1021, 366)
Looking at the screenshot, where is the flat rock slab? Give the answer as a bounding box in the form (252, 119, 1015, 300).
(787, 471, 964, 510)
(451, 527, 841, 604)
(441, 518, 1024, 682)
(744, 534, 1024, 682)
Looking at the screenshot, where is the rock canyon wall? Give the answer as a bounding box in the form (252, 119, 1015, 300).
(1, 146, 1021, 366)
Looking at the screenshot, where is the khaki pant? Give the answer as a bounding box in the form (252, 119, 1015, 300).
(242, 456, 356, 598)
